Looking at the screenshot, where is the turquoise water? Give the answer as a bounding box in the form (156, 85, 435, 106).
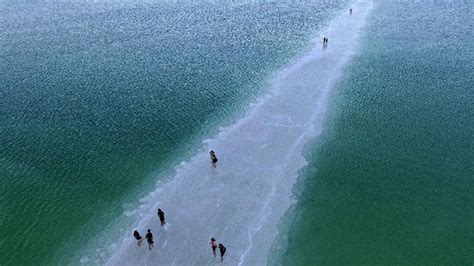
(0, 0, 346, 264)
(3, 0, 471, 264)
(274, 0, 473, 264)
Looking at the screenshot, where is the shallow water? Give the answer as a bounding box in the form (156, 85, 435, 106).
(105, 2, 371, 264)
(0, 0, 347, 264)
(274, 0, 474, 264)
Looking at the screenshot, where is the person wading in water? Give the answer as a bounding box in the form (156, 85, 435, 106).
(157, 208, 165, 226)
(145, 229, 154, 250)
(209, 150, 218, 167)
(218, 243, 227, 262)
(209, 238, 218, 257)
(133, 230, 143, 246)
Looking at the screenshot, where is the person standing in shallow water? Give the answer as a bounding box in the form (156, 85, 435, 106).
(157, 208, 165, 226)
(145, 229, 154, 250)
(209, 238, 218, 257)
(218, 243, 226, 262)
(133, 230, 143, 246)
(209, 150, 218, 167)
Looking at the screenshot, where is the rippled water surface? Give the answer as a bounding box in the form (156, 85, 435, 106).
(0, 0, 346, 264)
(274, 1, 473, 264)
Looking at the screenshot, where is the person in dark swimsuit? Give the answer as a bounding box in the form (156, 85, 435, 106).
(209, 150, 218, 166)
(209, 238, 218, 257)
(157, 208, 165, 226)
(145, 229, 154, 250)
(218, 243, 226, 262)
(133, 230, 143, 246)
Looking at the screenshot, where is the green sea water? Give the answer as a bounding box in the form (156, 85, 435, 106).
(0, 0, 347, 264)
(274, 0, 473, 264)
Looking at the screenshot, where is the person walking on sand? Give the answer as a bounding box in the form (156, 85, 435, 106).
(133, 230, 143, 246)
(218, 243, 226, 262)
(157, 208, 165, 226)
(350, 8, 353, 15)
(209, 150, 218, 166)
(209, 238, 218, 257)
(145, 229, 154, 250)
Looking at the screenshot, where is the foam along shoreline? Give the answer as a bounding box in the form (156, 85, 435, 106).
(104, 1, 372, 265)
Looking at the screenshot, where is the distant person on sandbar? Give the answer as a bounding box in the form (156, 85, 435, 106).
(133, 230, 143, 246)
(157, 208, 166, 226)
(218, 243, 226, 262)
(323, 37, 328, 48)
(209, 238, 218, 257)
(350, 8, 352, 15)
(145, 229, 154, 250)
(209, 150, 218, 166)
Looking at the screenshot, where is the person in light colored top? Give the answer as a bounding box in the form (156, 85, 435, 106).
(209, 238, 218, 257)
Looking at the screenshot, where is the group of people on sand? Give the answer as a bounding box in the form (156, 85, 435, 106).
(131, 151, 228, 261)
(132, 209, 166, 250)
(210, 238, 227, 262)
(322, 37, 329, 45)
(133, 229, 154, 250)
(208, 152, 226, 261)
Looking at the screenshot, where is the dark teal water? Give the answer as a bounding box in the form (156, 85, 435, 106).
(0, 0, 346, 264)
(275, 0, 473, 264)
